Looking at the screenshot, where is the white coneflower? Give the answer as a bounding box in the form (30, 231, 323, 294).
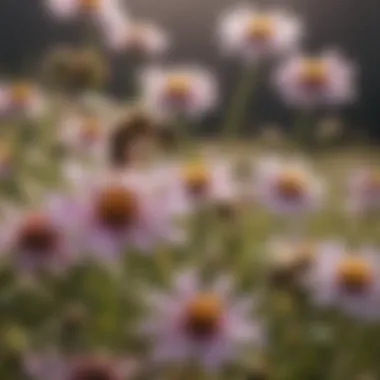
(304, 242, 380, 321)
(256, 156, 325, 215)
(143, 271, 264, 371)
(274, 50, 357, 108)
(140, 65, 218, 119)
(218, 6, 302, 62)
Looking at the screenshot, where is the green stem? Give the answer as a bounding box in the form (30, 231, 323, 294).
(223, 64, 259, 142)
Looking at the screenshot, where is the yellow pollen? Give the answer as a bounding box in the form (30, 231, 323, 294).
(165, 75, 191, 99)
(182, 163, 210, 196)
(299, 59, 328, 88)
(183, 293, 223, 338)
(276, 171, 306, 200)
(246, 15, 274, 41)
(95, 185, 138, 229)
(337, 257, 372, 293)
(10, 82, 31, 105)
(79, 0, 100, 11)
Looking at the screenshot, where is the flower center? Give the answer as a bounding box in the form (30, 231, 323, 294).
(81, 117, 101, 144)
(126, 25, 147, 50)
(10, 83, 31, 105)
(364, 172, 380, 197)
(70, 358, 116, 380)
(182, 163, 210, 197)
(337, 257, 373, 294)
(79, 0, 100, 12)
(276, 171, 306, 201)
(95, 185, 138, 230)
(299, 59, 328, 90)
(165, 75, 191, 102)
(183, 293, 223, 339)
(17, 213, 58, 253)
(246, 15, 274, 42)
(293, 242, 315, 271)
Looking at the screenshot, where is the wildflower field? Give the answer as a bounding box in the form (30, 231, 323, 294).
(1, 0, 380, 379)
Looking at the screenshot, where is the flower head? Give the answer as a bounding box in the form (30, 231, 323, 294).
(274, 50, 357, 108)
(218, 6, 302, 62)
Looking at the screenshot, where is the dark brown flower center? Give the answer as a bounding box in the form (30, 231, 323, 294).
(95, 186, 138, 230)
(70, 358, 116, 380)
(18, 214, 58, 253)
(276, 172, 306, 201)
(337, 258, 372, 294)
(183, 294, 222, 339)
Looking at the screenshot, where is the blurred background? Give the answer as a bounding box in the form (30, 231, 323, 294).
(0, 0, 378, 138)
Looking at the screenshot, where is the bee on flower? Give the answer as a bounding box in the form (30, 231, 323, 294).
(0, 203, 77, 274)
(347, 168, 380, 215)
(218, 6, 302, 62)
(0, 80, 46, 120)
(139, 65, 218, 119)
(53, 164, 187, 261)
(142, 270, 264, 371)
(273, 49, 357, 108)
(105, 19, 169, 57)
(304, 241, 380, 321)
(266, 236, 317, 288)
(255, 156, 325, 215)
(25, 351, 140, 380)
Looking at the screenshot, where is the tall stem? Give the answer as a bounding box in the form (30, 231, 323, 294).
(223, 64, 259, 143)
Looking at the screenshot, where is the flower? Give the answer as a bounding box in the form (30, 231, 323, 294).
(25, 352, 140, 380)
(0, 81, 46, 119)
(143, 271, 263, 370)
(218, 6, 302, 62)
(255, 156, 325, 215)
(55, 165, 186, 260)
(105, 19, 169, 57)
(140, 65, 218, 119)
(0, 142, 14, 179)
(45, 0, 124, 26)
(0, 205, 76, 274)
(58, 112, 109, 158)
(347, 168, 380, 215)
(304, 242, 380, 321)
(273, 50, 357, 108)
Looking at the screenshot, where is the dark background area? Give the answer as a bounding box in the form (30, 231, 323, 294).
(0, 0, 379, 138)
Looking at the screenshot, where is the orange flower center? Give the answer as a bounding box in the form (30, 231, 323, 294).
(81, 117, 101, 143)
(365, 172, 380, 196)
(79, 0, 100, 11)
(182, 163, 210, 197)
(10, 83, 31, 105)
(165, 75, 191, 101)
(183, 293, 223, 339)
(299, 59, 328, 89)
(246, 15, 274, 42)
(95, 185, 138, 230)
(276, 171, 307, 201)
(337, 257, 372, 293)
(18, 213, 58, 253)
